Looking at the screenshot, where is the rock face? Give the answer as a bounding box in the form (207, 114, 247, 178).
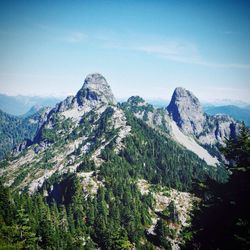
(76, 73, 116, 106)
(123, 96, 219, 166)
(56, 73, 116, 113)
(122, 96, 171, 132)
(167, 87, 206, 136)
(34, 73, 117, 143)
(198, 114, 239, 146)
(13, 139, 33, 155)
(56, 96, 75, 112)
(167, 87, 240, 148)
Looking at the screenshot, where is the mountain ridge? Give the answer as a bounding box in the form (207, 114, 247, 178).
(0, 73, 241, 250)
(166, 87, 240, 160)
(6, 74, 241, 168)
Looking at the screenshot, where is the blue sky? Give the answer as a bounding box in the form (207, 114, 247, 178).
(0, 0, 250, 102)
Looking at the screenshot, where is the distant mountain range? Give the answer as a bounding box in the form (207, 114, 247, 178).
(1, 93, 249, 127)
(204, 105, 250, 126)
(0, 93, 61, 116)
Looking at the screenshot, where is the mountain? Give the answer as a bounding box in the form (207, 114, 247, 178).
(0, 93, 61, 116)
(167, 87, 240, 160)
(21, 105, 42, 118)
(167, 87, 206, 136)
(204, 105, 250, 126)
(202, 99, 250, 108)
(0, 74, 241, 249)
(2, 74, 217, 192)
(121, 96, 219, 166)
(0, 107, 51, 160)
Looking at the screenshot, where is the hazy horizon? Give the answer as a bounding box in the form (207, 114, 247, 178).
(1, 89, 250, 108)
(0, 1, 250, 102)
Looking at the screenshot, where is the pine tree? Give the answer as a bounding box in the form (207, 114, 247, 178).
(186, 123, 250, 249)
(38, 206, 56, 249)
(16, 208, 38, 249)
(154, 219, 171, 249)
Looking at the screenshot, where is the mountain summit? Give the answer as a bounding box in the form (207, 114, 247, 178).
(166, 87, 240, 158)
(56, 73, 116, 114)
(167, 87, 205, 135)
(76, 73, 116, 106)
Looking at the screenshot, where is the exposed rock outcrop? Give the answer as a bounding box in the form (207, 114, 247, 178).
(56, 73, 116, 113)
(123, 96, 219, 166)
(167, 87, 206, 136)
(167, 87, 240, 148)
(76, 73, 116, 106)
(198, 114, 239, 146)
(2, 73, 130, 193)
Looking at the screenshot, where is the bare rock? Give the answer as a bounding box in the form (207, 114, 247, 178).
(167, 87, 205, 136)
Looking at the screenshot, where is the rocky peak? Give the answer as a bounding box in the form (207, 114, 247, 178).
(56, 96, 75, 112)
(167, 87, 205, 135)
(76, 73, 116, 106)
(33, 74, 117, 146)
